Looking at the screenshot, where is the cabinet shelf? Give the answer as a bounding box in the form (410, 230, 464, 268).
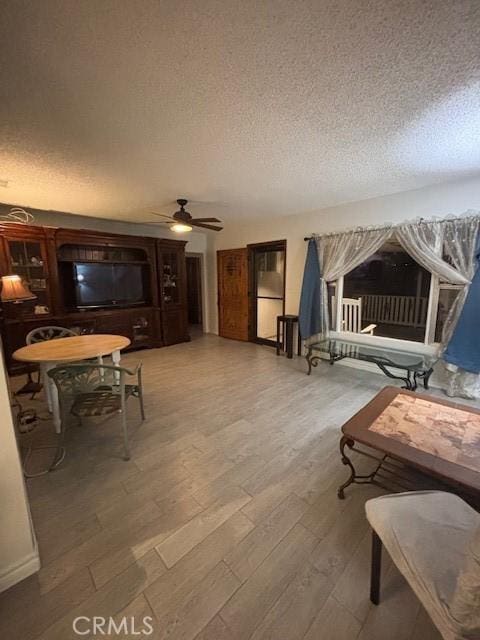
(12, 263, 45, 269)
(57, 244, 149, 263)
(58, 259, 150, 265)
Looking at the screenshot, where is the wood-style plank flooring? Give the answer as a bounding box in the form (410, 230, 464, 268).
(1, 334, 445, 639)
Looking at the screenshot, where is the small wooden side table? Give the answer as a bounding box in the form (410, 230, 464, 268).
(276, 314, 302, 359)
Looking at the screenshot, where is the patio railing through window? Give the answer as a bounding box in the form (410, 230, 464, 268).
(362, 294, 428, 328)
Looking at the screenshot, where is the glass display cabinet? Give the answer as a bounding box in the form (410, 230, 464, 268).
(161, 251, 181, 305)
(156, 239, 189, 345)
(1, 229, 52, 318)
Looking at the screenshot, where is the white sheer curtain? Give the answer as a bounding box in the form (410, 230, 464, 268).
(317, 227, 392, 335)
(396, 221, 470, 285)
(396, 218, 479, 347)
(441, 218, 480, 344)
(441, 218, 480, 398)
(443, 366, 480, 399)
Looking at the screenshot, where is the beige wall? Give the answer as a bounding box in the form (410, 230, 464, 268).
(0, 345, 39, 592)
(210, 175, 480, 334)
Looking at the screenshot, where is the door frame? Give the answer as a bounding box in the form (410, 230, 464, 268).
(185, 253, 204, 327)
(247, 239, 287, 346)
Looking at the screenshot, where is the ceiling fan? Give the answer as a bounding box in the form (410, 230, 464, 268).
(148, 199, 223, 233)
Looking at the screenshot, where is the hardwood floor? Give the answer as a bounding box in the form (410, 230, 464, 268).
(1, 334, 444, 639)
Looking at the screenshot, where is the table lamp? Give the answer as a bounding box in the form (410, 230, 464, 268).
(1, 274, 36, 303)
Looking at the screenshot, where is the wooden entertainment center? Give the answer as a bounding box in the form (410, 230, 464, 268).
(0, 223, 190, 374)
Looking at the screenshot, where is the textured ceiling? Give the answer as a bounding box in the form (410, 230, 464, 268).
(0, 0, 479, 223)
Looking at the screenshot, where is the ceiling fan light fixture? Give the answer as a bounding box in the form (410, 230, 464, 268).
(171, 222, 193, 233)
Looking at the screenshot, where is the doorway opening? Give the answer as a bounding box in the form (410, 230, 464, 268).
(248, 240, 286, 347)
(186, 255, 203, 336)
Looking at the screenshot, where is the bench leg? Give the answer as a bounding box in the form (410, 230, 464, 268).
(424, 368, 434, 390)
(370, 530, 382, 605)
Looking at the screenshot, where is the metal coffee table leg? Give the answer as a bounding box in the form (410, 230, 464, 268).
(337, 435, 382, 499)
(306, 345, 321, 375)
(338, 436, 357, 499)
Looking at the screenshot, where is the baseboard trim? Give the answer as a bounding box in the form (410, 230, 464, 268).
(0, 549, 40, 593)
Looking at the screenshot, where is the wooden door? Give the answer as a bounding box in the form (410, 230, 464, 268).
(217, 248, 249, 341)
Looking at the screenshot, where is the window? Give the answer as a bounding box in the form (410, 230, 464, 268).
(333, 238, 461, 345)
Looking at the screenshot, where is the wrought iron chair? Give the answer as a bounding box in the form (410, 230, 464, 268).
(27, 325, 104, 363)
(26, 325, 78, 344)
(48, 362, 145, 461)
(26, 325, 105, 362)
(16, 326, 80, 398)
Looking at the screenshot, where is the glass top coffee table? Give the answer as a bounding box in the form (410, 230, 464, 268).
(306, 338, 437, 391)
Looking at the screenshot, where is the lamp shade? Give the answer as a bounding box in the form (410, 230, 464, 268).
(1, 275, 36, 302)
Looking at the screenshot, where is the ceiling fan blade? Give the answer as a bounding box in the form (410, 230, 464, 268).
(190, 221, 223, 231)
(192, 217, 222, 223)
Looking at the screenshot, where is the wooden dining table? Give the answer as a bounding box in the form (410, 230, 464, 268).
(13, 334, 131, 433)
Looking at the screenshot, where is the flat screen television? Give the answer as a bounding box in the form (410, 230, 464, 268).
(73, 262, 147, 309)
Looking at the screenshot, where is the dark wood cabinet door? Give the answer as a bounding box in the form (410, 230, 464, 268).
(94, 309, 155, 348)
(162, 308, 188, 346)
(94, 313, 131, 339)
(186, 256, 202, 324)
(157, 239, 189, 345)
(157, 240, 187, 307)
(217, 248, 249, 341)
